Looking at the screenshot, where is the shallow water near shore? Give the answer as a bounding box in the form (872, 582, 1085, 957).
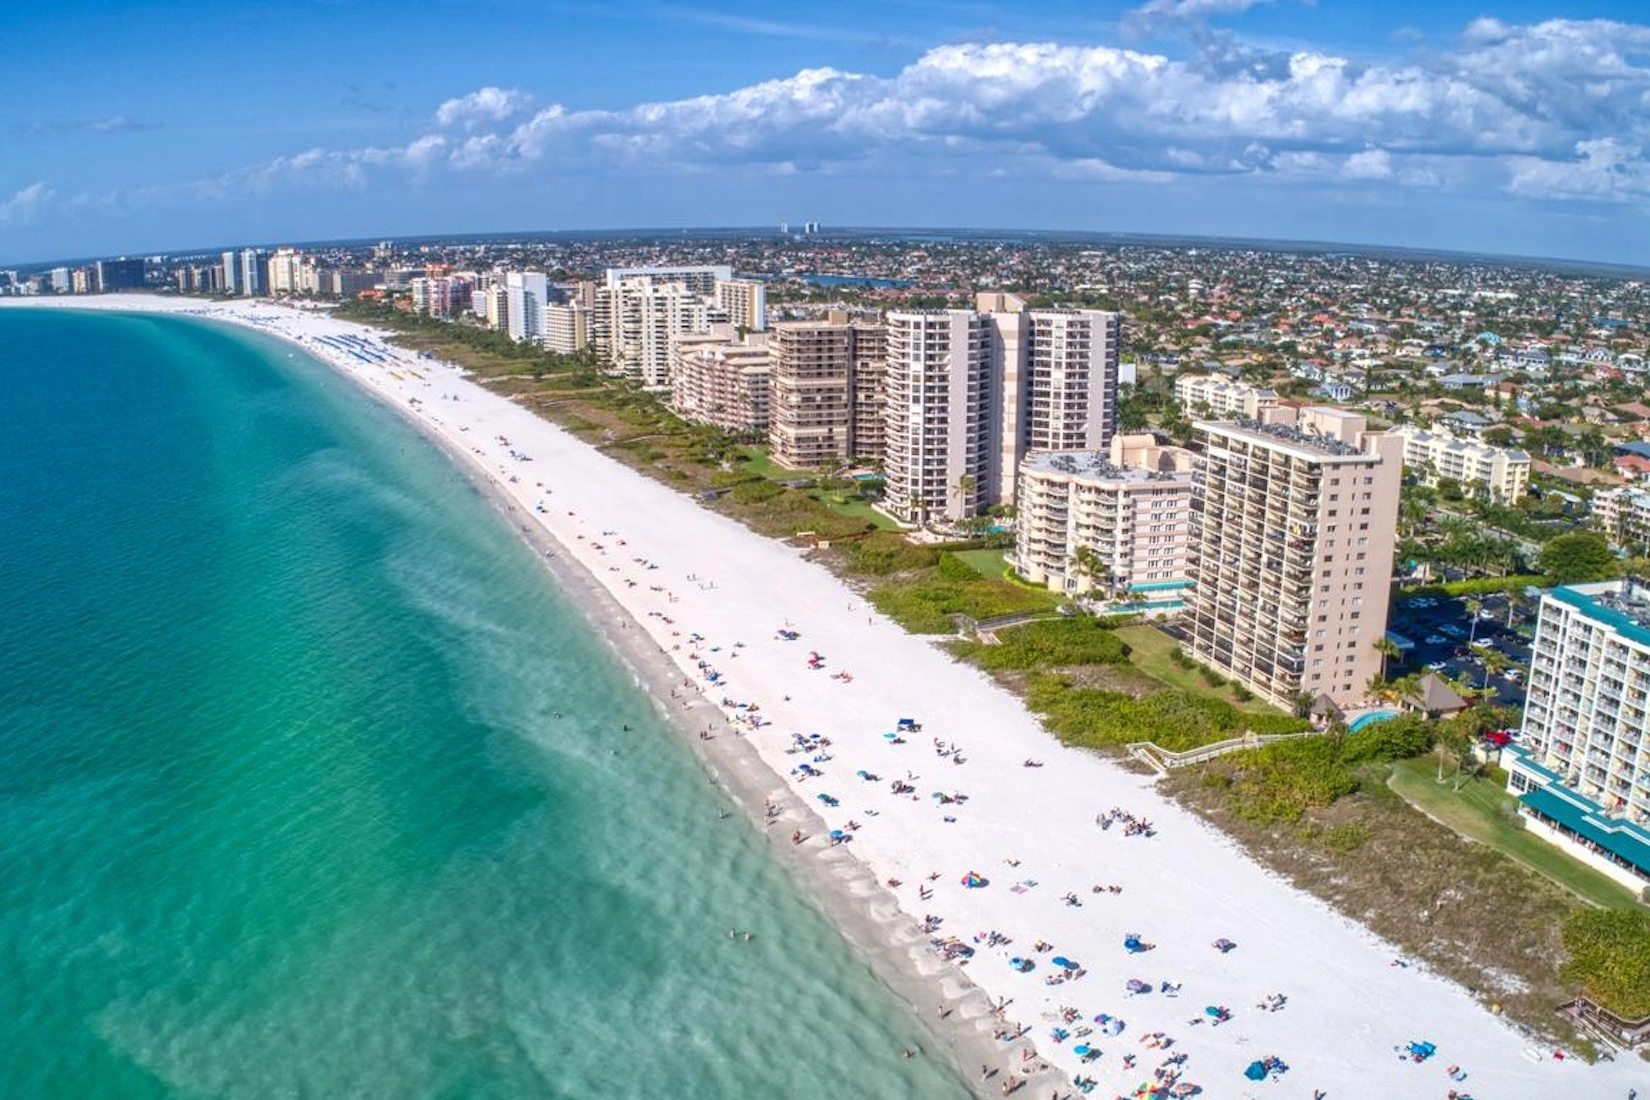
(0, 309, 963, 1098)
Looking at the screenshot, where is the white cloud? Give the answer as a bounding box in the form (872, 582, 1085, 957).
(1343, 148, 1394, 180)
(433, 86, 533, 128)
(1506, 138, 1650, 202)
(1133, 0, 1276, 20)
(57, 16, 1650, 220)
(0, 181, 51, 224)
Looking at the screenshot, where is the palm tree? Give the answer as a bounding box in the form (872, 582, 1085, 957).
(1373, 636, 1403, 682)
(1480, 648, 1511, 692)
(1465, 597, 1484, 646)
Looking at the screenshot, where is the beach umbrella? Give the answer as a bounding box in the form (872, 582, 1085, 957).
(1244, 1061, 1268, 1081)
(1126, 979, 1151, 994)
(1052, 956, 1077, 969)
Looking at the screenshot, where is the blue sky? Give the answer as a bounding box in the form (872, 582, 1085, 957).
(4, 0, 1650, 265)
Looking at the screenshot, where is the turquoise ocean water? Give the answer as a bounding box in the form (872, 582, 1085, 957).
(0, 310, 960, 1098)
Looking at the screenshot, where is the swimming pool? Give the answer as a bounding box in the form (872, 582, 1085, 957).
(1348, 709, 1399, 732)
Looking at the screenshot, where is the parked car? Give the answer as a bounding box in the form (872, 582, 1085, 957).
(1427, 660, 1448, 672)
(1426, 635, 1449, 645)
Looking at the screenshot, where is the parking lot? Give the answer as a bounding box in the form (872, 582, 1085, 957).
(1387, 591, 1533, 710)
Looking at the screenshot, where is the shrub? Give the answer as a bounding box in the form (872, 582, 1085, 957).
(1025, 674, 1308, 754)
(1199, 666, 1226, 687)
(952, 617, 1130, 670)
(1561, 909, 1650, 1019)
(936, 553, 979, 581)
(1227, 738, 1362, 824)
(844, 532, 940, 575)
(1322, 821, 1372, 853)
(1342, 713, 1435, 764)
(1232, 684, 1255, 702)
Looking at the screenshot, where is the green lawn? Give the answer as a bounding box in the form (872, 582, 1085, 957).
(1112, 624, 1284, 715)
(953, 547, 1010, 578)
(1389, 757, 1641, 911)
(738, 447, 902, 532)
(738, 445, 798, 482)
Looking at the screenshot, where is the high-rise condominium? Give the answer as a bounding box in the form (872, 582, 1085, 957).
(222, 251, 239, 295)
(505, 272, 549, 343)
(1505, 579, 1650, 888)
(1184, 406, 1402, 711)
(238, 249, 266, 297)
(715, 279, 768, 333)
(882, 310, 992, 525)
(768, 314, 886, 470)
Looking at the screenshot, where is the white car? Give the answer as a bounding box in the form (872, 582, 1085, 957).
(1427, 661, 1448, 672)
(1424, 634, 1448, 645)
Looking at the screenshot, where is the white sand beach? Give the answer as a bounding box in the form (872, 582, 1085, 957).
(12, 295, 1642, 1100)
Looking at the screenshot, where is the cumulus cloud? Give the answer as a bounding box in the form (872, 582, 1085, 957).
(433, 86, 533, 128)
(70, 16, 1650, 218)
(0, 181, 51, 224)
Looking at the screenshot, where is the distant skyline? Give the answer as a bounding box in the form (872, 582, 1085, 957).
(5, 0, 1650, 266)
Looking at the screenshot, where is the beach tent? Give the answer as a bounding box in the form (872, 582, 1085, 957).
(1244, 1061, 1268, 1081)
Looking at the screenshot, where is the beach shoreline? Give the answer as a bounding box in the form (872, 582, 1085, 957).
(7, 294, 1638, 1100)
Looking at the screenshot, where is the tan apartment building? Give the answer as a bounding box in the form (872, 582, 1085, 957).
(715, 279, 768, 332)
(1174, 374, 1279, 419)
(1185, 407, 1403, 712)
(977, 294, 1120, 503)
(769, 315, 885, 469)
(669, 327, 771, 436)
(543, 302, 590, 354)
(606, 277, 711, 388)
(1389, 426, 1530, 503)
(1014, 434, 1195, 599)
(882, 309, 992, 525)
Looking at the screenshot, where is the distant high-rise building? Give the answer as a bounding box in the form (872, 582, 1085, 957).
(221, 251, 239, 295)
(1184, 406, 1402, 711)
(70, 268, 94, 294)
(543, 302, 590, 354)
(605, 265, 730, 297)
(49, 267, 71, 294)
(265, 248, 304, 295)
(607, 278, 711, 387)
(505, 271, 549, 343)
(238, 249, 266, 297)
(715, 279, 767, 332)
(94, 258, 146, 293)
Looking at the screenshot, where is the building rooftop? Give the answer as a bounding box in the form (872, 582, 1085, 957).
(1200, 417, 1371, 460)
(1552, 579, 1650, 648)
(1023, 449, 1192, 484)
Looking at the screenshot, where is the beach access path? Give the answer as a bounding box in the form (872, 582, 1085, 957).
(11, 296, 1641, 1100)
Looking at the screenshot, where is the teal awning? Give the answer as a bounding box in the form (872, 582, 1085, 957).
(1520, 786, 1650, 876)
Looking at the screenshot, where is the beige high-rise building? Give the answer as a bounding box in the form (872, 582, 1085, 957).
(1014, 434, 1196, 599)
(543, 302, 590, 354)
(849, 322, 887, 463)
(715, 279, 767, 332)
(608, 278, 711, 388)
(669, 326, 771, 435)
(265, 248, 305, 295)
(882, 309, 992, 525)
(1185, 406, 1402, 711)
(768, 315, 885, 470)
(976, 293, 1121, 503)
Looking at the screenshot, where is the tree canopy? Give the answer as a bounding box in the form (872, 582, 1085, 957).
(1539, 531, 1618, 586)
